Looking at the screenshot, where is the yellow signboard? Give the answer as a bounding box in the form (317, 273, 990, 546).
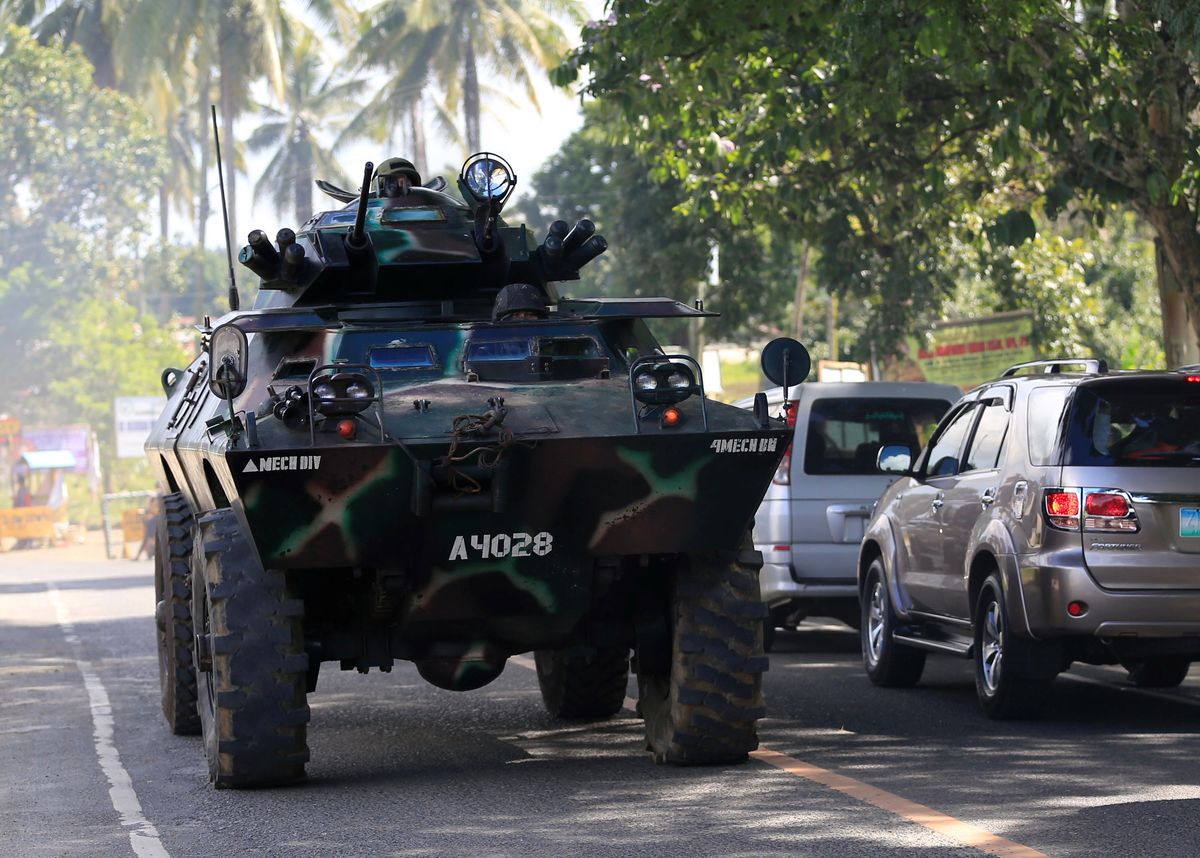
(907, 311, 1035, 390)
(0, 417, 20, 437)
(0, 506, 56, 541)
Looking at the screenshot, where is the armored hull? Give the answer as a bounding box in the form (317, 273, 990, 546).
(147, 152, 798, 787)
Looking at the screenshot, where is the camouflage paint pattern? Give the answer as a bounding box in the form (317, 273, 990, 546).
(146, 167, 791, 690)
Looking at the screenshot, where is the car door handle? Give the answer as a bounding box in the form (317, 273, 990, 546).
(980, 488, 997, 508)
(931, 494, 944, 511)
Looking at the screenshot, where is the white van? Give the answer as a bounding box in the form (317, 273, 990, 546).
(739, 382, 960, 645)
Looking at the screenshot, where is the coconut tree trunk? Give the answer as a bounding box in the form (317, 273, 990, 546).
(463, 39, 480, 152)
(296, 129, 312, 226)
(220, 80, 238, 252)
(195, 73, 212, 322)
(159, 183, 169, 240)
(410, 100, 428, 179)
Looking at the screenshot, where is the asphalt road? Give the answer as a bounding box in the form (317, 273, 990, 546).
(4, 541, 1200, 857)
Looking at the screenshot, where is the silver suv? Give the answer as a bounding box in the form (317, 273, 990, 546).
(860, 359, 1200, 718)
(739, 382, 959, 644)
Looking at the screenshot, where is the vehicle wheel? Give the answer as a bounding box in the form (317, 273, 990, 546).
(535, 646, 629, 718)
(636, 541, 768, 765)
(861, 559, 925, 687)
(155, 493, 200, 735)
(974, 572, 1050, 719)
(1125, 657, 1191, 688)
(192, 510, 310, 788)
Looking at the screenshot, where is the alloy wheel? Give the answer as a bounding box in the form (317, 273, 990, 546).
(866, 580, 886, 665)
(980, 599, 1004, 694)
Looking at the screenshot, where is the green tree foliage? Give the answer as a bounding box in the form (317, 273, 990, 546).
(560, 0, 1200, 356)
(518, 109, 802, 347)
(0, 27, 184, 480)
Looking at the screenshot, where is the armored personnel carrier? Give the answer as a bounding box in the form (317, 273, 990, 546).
(148, 152, 805, 787)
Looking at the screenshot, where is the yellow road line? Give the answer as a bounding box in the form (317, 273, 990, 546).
(750, 747, 1047, 858)
(509, 654, 1046, 858)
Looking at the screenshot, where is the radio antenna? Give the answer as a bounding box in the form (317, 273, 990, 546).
(211, 105, 239, 312)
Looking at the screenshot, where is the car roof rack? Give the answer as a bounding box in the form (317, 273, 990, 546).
(1001, 358, 1108, 377)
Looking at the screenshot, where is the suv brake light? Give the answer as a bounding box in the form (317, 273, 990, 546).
(772, 401, 799, 485)
(1044, 490, 1080, 529)
(1083, 490, 1139, 532)
(1044, 488, 1139, 532)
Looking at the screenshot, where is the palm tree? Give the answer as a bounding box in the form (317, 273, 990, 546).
(121, 0, 306, 248)
(248, 31, 359, 225)
(0, 0, 129, 88)
(357, 0, 584, 155)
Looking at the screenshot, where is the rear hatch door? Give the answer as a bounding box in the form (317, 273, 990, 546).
(1063, 377, 1200, 590)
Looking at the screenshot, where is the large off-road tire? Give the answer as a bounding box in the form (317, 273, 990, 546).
(155, 493, 200, 735)
(636, 543, 768, 765)
(192, 510, 310, 788)
(861, 559, 926, 688)
(535, 646, 629, 719)
(974, 572, 1052, 720)
(1124, 656, 1192, 688)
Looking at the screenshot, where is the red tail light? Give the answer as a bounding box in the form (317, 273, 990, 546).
(1187, 375, 1200, 383)
(1083, 490, 1139, 532)
(1046, 491, 1079, 517)
(772, 402, 799, 485)
(1044, 490, 1081, 530)
(1046, 488, 1139, 532)
(1085, 492, 1128, 517)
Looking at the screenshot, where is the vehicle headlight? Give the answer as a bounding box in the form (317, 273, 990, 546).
(460, 152, 515, 205)
(309, 371, 375, 417)
(630, 361, 699, 406)
(635, 372, 659, 391)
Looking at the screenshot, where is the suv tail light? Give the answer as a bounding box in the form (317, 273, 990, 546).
(1044, 489, 1080, 529)
(1044, 488, 1139, 532)
(772, 401, 798, 485)
(1083, 490, 1139, 532)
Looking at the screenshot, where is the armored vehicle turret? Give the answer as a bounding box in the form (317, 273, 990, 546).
(147, 152, 806, 787)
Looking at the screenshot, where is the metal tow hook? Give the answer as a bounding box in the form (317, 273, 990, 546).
(194, 633, 213, 673)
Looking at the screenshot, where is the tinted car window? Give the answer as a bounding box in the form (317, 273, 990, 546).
(924, 405, 977, 478)
(1064, 380, 1200, 467)
(804, 398, 951, 475)
(964, 402, 1009, 472)
(1027, 387, 1071, 466)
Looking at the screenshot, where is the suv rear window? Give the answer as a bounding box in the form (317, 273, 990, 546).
(804, 398, 951, 475)
(1064, 380, 1200, 467)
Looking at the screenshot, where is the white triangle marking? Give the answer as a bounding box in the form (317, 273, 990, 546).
(243, 459, 258, 473)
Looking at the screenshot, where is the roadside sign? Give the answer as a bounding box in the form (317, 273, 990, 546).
(0, 417, 20, 437)
(906, 310, 1035, 389)
(115, 397, 165, 459)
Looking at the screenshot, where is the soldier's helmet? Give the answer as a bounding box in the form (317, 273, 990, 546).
(375, 157, 423, 197)
(492, 283, 549, 321)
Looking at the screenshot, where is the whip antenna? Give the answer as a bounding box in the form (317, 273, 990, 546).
(211, 105, 239, 312)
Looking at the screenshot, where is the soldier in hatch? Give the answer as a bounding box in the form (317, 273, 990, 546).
(492, 283, 549, 322)
(375, 157, 422, 199)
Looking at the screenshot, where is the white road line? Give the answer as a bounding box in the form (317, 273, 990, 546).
(46, 584, 171, 858)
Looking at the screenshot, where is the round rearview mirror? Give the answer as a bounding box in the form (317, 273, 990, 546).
(208, 323, 248, 401)
(760, 337, 812, 388)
